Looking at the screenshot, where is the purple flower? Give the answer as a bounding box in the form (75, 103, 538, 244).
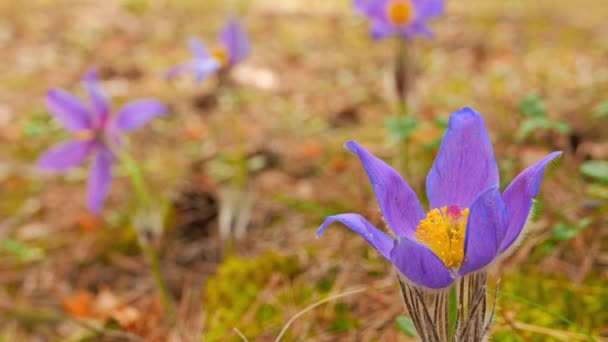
(318, 107, 561, 289)
(167, 18, 250, 83)
(354, 0, 444, 40)
(38, 69, 168, 214)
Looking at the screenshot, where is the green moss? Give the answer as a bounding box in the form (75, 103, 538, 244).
(493, 273, 606, 341)
(203, 251, 302, 341)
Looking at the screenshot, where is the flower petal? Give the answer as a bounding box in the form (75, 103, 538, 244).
(87, 148, 113, 214)
(354, 0, 375, 14)
(188, 37, 209, 59)
(390, 237, 454, 289)
(426, 107, 499, 209)
(345, 141, 425, 237)
(38, 140, 93, 171)
(46, 89, 91, 132)
(413, 0, 445, 19)
(459, 187, 509, 275)
(220, 18, 250, 65)
(113, 99, 168, 132)
(402, 21, 434, 38)
(498, 151, 562, 254)
(193, 59, 221, 83)
(318, 213, 393, 260)
(84, 69, 110, 125)
(370, 19, 398, 40)
(165, 63, 194, 79)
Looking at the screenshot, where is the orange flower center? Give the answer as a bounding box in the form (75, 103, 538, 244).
(414, 205, 469, 269)
(211, 46, 229, 67)
(74, 129, 94, 141)
(386, 0, 415, 26)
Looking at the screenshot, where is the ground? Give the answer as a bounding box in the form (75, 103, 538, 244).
(0, 0, 607, 341)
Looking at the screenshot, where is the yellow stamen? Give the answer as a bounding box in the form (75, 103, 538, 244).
(74, 129, 94, 141)
(414, 206, 470, 269)
(386, 0, 415, 26)
(211, 46, 229, 67)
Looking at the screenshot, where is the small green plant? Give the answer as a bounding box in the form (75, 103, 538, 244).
(396, 316, 417, 337)
(385, 116, 418, 144)
(580, 160, 608, 183)
(516, 95, 570, 142)
(593, 99, 608, 118)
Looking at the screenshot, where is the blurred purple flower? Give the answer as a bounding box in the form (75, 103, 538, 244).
(354, 0, 444, 40)
(167, 18, 250, 83)
(318, 107, 561, 289)
(38, 69, 168, 214)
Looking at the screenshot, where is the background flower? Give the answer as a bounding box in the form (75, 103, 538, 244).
(38, 69, 168, 213)
(167, 17, 249, 83)
(355, 0, 444, 40)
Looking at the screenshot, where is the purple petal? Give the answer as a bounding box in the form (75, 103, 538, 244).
(354, 0, 375, 14)
(87, 147, 113, 214)
(402, 21, 434, 38)
(113, 99, 168, 132)
(498, 151, 562, 254)
(46, 89, 91, 132)
(165, 63, 194, 79)
(413, 0, 445, 19)
(370, 19, 398, 40)
(193, 59, 221, 83)
(220, 18, 250, 65)
(318, 213, 394, 260)
(38, 140, 93, 171)
(390, 237, 454, 289)
(188, 37, 209, 59)
(364, 0, 390, 17)
(426, 107, 499, 209)
(345, 141, 425, 237)
(459, 187, 509, 275)
(166, 59, 220, 83)
(84, 69, 110, 125)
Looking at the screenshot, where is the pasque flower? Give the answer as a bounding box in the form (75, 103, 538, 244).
(167, 18, 250, 83)
(318, 107, 561, 289)
(38, 70, 168, 214)
(354, 0, 444, 40)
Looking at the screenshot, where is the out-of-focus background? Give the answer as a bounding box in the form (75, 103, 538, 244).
(0, 0, 607, 341)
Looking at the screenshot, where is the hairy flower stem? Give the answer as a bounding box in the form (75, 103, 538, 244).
(141, 240, 176, 324)
(232, 115, 249, 191)
(119, 150, 151, 208)
(394, 38, 412, 181)
(453, 272, 496, 342)
(398, 272, 497, 342)
(394, 38, 410, 111)
(112, 145, 176, 324)
(398, 275, 449, 342)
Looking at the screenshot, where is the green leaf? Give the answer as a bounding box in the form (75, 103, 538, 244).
(2, 239, 44, 263)
(551, 121, 571, 134)
(580, 160, 608, 183)
(515, 118, 541, 142)
(385, 116, 418, 144)
(593, 99, 608, 118)
(396, 316, 417, 337)
(551, 223, 579, 241)
(515, 117, 570, 142)
(518, 95, 547, 118)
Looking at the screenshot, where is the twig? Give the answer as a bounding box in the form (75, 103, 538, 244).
(3, 305, 146, 342)
(0, 198, 41, 238)
(274, 287, 367, 342)
(233, 328, 249, 342)
(498, 291, 596, 342)
(69, 316, 148, 342)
